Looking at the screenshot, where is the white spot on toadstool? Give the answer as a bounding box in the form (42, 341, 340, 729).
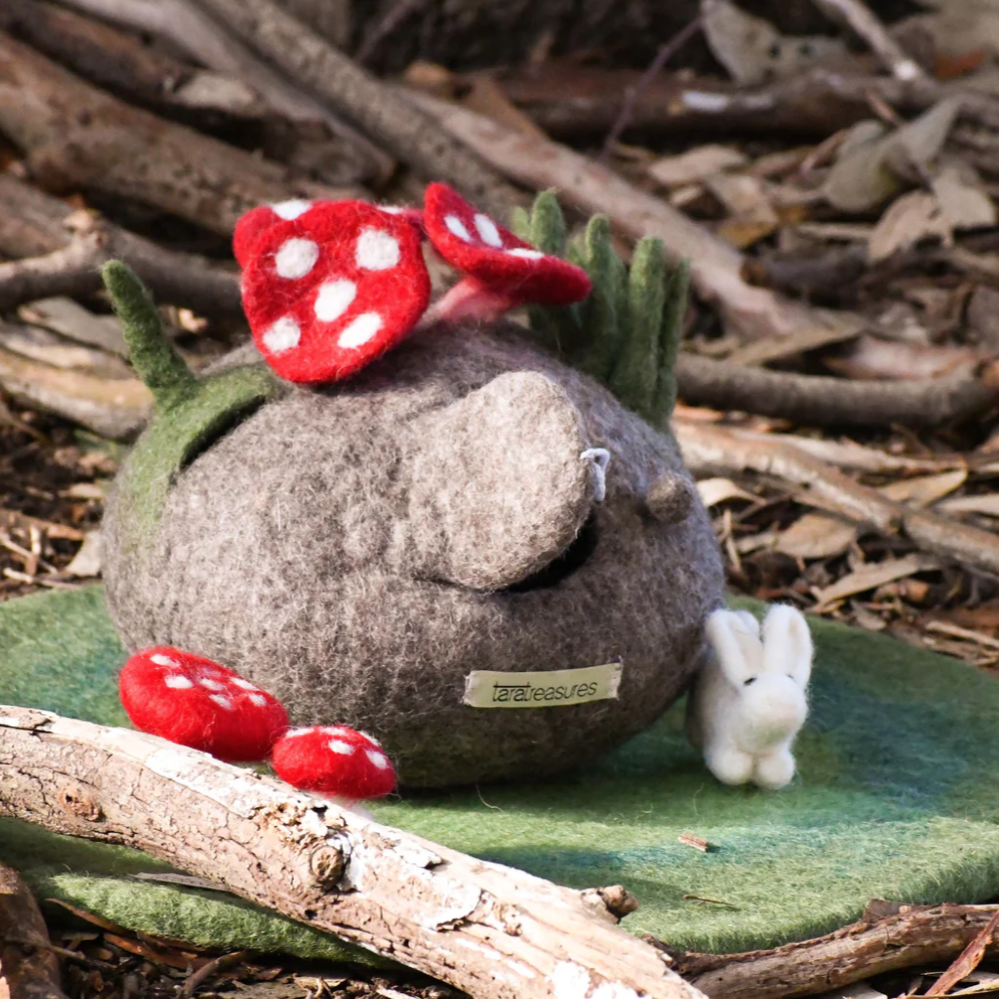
(359, 730, 382, 746)
(151, 654, 179, 667)
(507, 248, 544, 260)
(271, 199, 312, 220)
(262, 316, 301, 354)
(323, 726, 353, 736)
(366, 749, 390, 769)
(198, 677, 226, 691)
(231, 678, 259, 691)
(474, 213, 503, 248)
(164, 675, 194, 689)
(378, 205, 403, 214)
(248, 693, 268, 707)
(274, 238, 319, 279)
(209, 694, 234, 710)
(315, 279, 357, 323)
(356, 228, 401, 271)
(286, 727, 312, 738)
(338, 312, 382, 348)
(445, 215, 472, 242)
(328, 739, 356, 755)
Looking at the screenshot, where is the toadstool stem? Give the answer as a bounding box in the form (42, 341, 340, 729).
(422, 276, 520, 324)
(102, 260, 198, 411)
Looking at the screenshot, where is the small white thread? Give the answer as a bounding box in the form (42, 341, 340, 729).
(580, 448, 611, 502)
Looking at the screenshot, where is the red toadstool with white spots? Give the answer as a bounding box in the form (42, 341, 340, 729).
(119, 647, 289, 762)
(423, 182, 591, 321)
(240, 200, 431, 384)
(271, 725, 396, 803)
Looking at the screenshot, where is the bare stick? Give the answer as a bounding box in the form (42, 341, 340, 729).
(405, 90, 863, 344)
(0, 862, 69, 999)
(0, 31, 359, 237)
(674, 354, 999, 429)
(599, 17, 703, 161)
(675, 421, 999, 578)
(0, 707, 704, 999)
(671, 902, 999, 999)
(187, 0, 521, 217)
(0, 176, 241, 318)
(809, 0, 929, 84)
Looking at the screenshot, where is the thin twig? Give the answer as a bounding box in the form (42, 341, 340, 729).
(599, 16, 703, 161)
(809, 0, 930, 84)
(355, 0, 428, 66)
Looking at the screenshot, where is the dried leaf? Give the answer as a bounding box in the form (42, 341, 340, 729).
(648, 145, 748, 188)
(937, 494, 999, 517)
(696, 477, 757, 506)
(932, 165, 998, 231)
(64, 531, 102, 578)
(813, 554, 942, 609)
(869, 191, 950, 262)
(777, 514, 857, 559)
(882, 469, 968, 506)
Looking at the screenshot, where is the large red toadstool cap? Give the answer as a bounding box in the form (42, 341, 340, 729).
(271, 725, 396, 800)
(241, 200, 431, 384)
(119, 647, 289, 762)
(423, 183, 591, 306)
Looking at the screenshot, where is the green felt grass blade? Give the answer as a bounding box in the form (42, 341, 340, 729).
(510, 205, 531, 242)
(608, 237, 666, 421)
(6, 586, 999, 958)
(575, 215, 624, 380)
(103, 261, 197, 412)
(528, 189, 567, 258)
(655, 258, 691, 427)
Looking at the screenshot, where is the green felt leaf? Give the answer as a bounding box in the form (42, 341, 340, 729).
(655, 258, 691, 427)
(528, 190, 567, 258)
(575, 215, 625, 381)
(4, 587, 999, 957)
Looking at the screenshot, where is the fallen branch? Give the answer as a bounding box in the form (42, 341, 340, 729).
(0, 862, 68, 999)
(674, 354, 999, 429)
(675, 420, 999, 578)
(0, 31, 359, 237)
(670, 902, 999, 999)
(405, 90, 863, 344)
(188, 0, 522, 218)
(0, 175, 241, 318)
(0, 706, 704, 999)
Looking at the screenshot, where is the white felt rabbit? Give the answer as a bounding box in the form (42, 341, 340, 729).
(686, 604, 813, 790)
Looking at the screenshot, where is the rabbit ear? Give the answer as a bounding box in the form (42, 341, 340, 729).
(705, 609, 761, 685)
(761, 604, 813, 685)
(733, 610, 760, 636)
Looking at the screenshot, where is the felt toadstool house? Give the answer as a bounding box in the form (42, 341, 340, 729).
(99, 187, 725, 788)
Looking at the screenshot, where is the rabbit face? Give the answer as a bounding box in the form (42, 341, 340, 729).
(102, 319, 724, 786)
(739, 675, 809, 744)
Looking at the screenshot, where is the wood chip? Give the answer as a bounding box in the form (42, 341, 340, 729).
(776, 514, 857, 559)
(937, 494, 999, 517)
(696, 477, 758, 507)
(882, 469, 969, 507)
(678, 832, 710, 852)
(63, 530, 102, 578)
(925, 909, 999, 996)
(648, 145, 748, 188)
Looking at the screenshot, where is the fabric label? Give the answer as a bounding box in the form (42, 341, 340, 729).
(463, 662, 623, 709)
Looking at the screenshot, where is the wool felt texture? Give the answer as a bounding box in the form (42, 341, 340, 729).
(120, 647, 288, 762)
(4, 586, 999, 958)
(240, 200, 431, 384)
(233, 199, 315, 268)
(424, 183, 591, 305)
(101, 319, 724, 787)
(272, 726, 396, 798)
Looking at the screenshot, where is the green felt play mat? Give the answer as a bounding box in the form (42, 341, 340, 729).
(2, 585, 999, 962)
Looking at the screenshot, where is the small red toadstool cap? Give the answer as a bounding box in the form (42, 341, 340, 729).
(271, 725, 396, 800)
(241, 200, 431, 384)
(119, 647, 289, 763)
(423, 182, 591, 306)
